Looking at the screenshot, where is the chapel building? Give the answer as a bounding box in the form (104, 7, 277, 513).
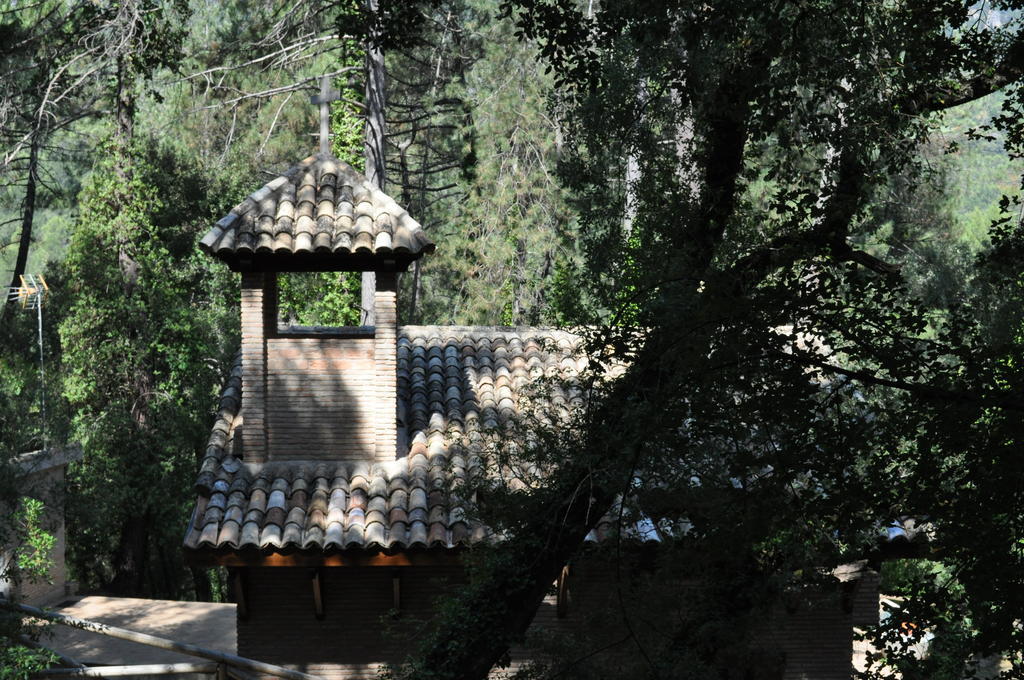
(183, 150, 878, 679)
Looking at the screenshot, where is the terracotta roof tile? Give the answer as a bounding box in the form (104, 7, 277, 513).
(185, 326, 593, 554)
(200, 153, 434, 266)
(217, 522, 240, 548)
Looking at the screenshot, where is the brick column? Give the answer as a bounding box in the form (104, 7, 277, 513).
(374, 272, 397, 460)
(240, 272, 271, 463)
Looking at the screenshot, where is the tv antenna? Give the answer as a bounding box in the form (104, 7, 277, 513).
(7, 274, 50, 448)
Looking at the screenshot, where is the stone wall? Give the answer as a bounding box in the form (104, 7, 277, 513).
(1, 449, 80, 606)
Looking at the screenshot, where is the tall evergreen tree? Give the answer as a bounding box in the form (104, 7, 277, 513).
(0, 1, 104, 321)
(57, 0, 242, 597)
(384, 2, 575, 324)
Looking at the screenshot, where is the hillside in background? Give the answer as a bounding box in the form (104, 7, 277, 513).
(941, 92, 1024, 248)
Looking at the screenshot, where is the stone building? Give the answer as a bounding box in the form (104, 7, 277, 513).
(183, 151, 877, 679)
(2, 445, 82, 605)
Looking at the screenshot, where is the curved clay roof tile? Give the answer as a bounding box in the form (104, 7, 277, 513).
(185, 327, 637, 556)
(199, 153, 434, 264)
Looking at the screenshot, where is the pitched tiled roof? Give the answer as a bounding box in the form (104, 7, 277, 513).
(183, 326, 620, 554)
(198, 153, 435, 265)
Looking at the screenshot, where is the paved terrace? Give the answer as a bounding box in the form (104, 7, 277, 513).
(46, 595, 236, 665)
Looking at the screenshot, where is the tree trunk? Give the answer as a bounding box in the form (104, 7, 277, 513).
(398, 139, 424, 324)
(2, 133, 41, 323)
(361, 0, 386, 325)
(364, 1, 386, 190)
(513, 237, 527, 322)
(670, 86, 700, 196)
(108, 24, 149, 596)
(112, 48, 141, 294)
(408, 261, 422, 324)
(108, 512, 150, 595)
(622, 80, 646, 238)
(114, 53, 135, 178)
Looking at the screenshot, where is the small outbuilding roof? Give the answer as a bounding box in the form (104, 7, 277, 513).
(183, 326, 622, 556)
(199, 153, 435, 271)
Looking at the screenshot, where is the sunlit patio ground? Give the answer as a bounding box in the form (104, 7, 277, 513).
(44, 595, 236, 666)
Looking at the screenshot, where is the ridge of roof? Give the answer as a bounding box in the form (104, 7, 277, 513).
(400, 325, 581, 338)
(198, 153, 435, 263)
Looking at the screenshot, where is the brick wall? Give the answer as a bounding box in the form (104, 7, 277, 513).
(238, 566, 465, 679)
(240, 270, 400, 463)
(240, 272, 269, 463)
(373, 273, 397, 460)
(266, 338, 376, 461)
(237, 562, 668, 679)
(237, 561, 873, 680)
(850, 569, 880, 628)
(767, 601, 855, 680)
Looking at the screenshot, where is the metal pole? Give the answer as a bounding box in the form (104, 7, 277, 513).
(37, 293, 46, 448)
(11, 602, 324, 680)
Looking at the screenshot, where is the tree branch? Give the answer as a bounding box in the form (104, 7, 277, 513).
(916, 32, 1024, 113)
(780, 351, 1024, 412)
(193, 68, 363, 110)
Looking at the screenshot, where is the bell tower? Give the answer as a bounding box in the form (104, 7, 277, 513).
(199, 153, 434, 464)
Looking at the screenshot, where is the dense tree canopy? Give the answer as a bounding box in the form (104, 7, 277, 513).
(389, 2, 1024, 678)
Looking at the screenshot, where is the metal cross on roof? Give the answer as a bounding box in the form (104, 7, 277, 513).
(310, 75, 341, 155)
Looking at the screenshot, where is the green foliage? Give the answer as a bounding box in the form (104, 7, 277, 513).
(277, 271, 362, 327)
(13, 497, 55, 580)
(0, 490, 58, 679)
(381, 1, 1024, 677)
(0, 642, 57, 680)
(941, 92, 1024, 248)
(862, 561, 985, 680)
(0, 306, 68, 456)
(2, 2, 1024, 678)
(0, 0, 101, 281)
(395, 5, 577, 325)
(330, 42, 366, 169)
(58, 139, 238, 596)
